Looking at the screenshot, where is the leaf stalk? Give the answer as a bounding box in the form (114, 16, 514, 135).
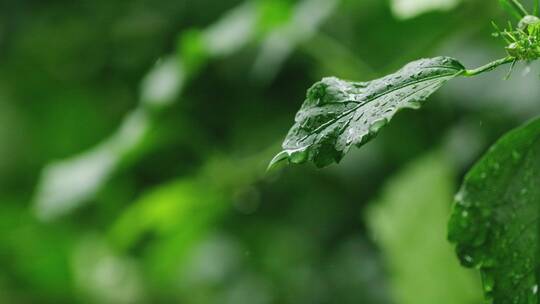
(508, 0, 529, 17)
(463, 57, 516, 77)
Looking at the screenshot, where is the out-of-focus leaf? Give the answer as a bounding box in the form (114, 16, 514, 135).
(109, 179, 225, 252)
(33, 110, 150, 221)
(107, 148, 272, 290)
(140, 58, 185, 108)
(30, 3, 254, 221)
(448, 117, 540, 303)
(391, 0, 461, 19)
(252, 0, 339, 80)
(368, 152, 482, 304)
(108, 179, 223, 287)
(270, 57, 464, 168)
(31, 2, 260, 221)
(200, 2, 259, 57)
(257, 0, 293, 33)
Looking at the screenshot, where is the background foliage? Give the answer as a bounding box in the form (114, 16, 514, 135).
(1, 0, 540, 303)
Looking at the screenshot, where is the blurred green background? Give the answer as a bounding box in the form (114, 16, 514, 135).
(1, 0, 540, 303)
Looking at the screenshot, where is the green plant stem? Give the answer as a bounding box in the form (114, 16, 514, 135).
(508, 0, 529, 17)
(463, 57, 516, 77)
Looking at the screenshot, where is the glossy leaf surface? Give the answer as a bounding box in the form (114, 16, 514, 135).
(449, 117, 540, 303)
(270, 56, 465, 168)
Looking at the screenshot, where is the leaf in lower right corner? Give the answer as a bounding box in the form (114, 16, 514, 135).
(448, 117, 540, 303)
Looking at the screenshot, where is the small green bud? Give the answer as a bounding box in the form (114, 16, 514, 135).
(518, 15, 540, 30)
(506, 42, 520, 58)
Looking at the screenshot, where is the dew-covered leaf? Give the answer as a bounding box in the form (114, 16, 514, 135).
(448, 117, 540, 303)
(270, 56, 465, 168)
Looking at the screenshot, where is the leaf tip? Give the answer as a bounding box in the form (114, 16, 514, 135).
(267, 150, 290, 172)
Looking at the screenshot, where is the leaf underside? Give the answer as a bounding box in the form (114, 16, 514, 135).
(270, 56, 465, 169)
(448, 117, 540, 303)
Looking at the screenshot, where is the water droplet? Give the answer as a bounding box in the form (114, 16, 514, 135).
(369, 119, 387, 134)
(483, 272, 495, 294)
(463, 254, 474, 265)
(289, 147, 309, 164)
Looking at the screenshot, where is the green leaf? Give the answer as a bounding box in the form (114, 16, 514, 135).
(270, 56, 465, 169)
(448, 117, 540, 303)
(368, 152, 482, 304)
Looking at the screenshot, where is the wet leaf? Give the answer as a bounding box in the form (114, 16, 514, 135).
(270, 57, 465, 168)
(448, 117, 540, 303)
